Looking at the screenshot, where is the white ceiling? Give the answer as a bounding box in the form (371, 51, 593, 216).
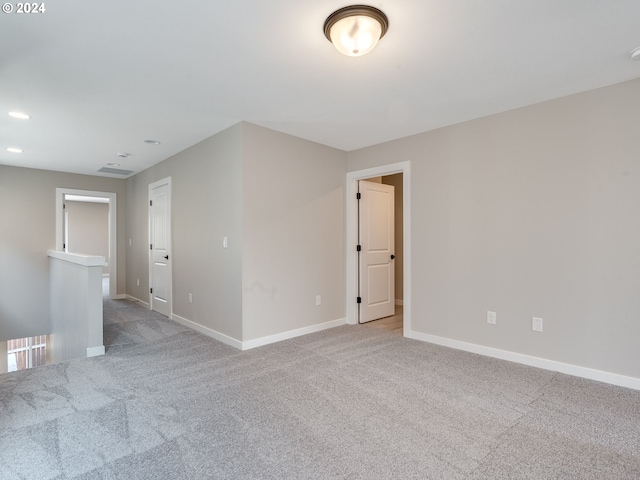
(2, 1, 640, 178)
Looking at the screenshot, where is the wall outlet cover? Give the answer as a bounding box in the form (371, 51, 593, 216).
(532, 317, 543, 332)
(487, 311, 497, 325)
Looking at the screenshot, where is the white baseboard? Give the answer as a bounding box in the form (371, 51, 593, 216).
(172, 313, 243, 350)
(407, 330, 640, 391)
(86, 346, 105, 357)
(126, 295, 150, 308)
(242, 318, 347, 351)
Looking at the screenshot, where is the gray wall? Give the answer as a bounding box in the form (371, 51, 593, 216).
(0, 165, 126, 341)
(242, 123, 346, 341)
(348, 78, 640, 379)
(125, 123, 244, 340)
(66, 201, 110, 273)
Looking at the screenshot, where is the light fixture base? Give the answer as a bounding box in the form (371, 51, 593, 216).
(324, 5, 389, 57)
(324, 5, 389, 42)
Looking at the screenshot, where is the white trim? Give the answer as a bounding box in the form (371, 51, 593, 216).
(86, 346, 105, 357)
(241, 318, 347, 351)
(126, 295, 149, 307)
(346, 161, 411, 335)
(47, 250, 105, 267)
(148, 177, 173, 317)
(56, 188, 118, 300)
(172, 314, 243, 350)
(408, 330, 640, 391)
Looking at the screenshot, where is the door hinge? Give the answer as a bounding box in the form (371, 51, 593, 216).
(150, 244, 152, 250)
(150, 288, 153, 294)
(356, 192, 361, 200)
(150, 200, 152, 206)
(63, 203, 66, 209)
(356, 245, 361, 252)
(63, 243, 66, 249)
(357, 297, 362, 304)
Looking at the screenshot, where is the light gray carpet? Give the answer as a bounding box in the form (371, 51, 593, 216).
(1, 298, 639, 479)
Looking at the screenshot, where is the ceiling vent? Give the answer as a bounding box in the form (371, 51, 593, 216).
(98, 167, 134, 176)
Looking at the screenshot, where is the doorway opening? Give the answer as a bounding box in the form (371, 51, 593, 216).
(346, 161, 411, 335)
(55, 188, 118, 299)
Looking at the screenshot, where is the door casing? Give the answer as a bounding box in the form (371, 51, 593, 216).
(346, 161, 411, 334)
(55, 188, 118, 300)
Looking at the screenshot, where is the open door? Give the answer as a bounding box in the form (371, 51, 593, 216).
(149, 178, 172, 317)
(358, 180, 395, 323)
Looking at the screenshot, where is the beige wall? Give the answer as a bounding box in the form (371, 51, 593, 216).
(242, 123, 347, 341)
(0, 165, 126, 341)
(125, 123, 244, 340)
(348, 78, 640, 379)
(66, 201, 110, 274)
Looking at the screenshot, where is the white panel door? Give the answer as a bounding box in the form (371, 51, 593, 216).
(149, 179, 172, 317)
(359, 180, 395, 323)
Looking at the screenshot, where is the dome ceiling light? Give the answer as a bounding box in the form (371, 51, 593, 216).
(324, 5, 389, 57)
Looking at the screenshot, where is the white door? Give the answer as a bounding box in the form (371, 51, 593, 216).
(149, 178, 172, 317)
(359, 180, 395, 323)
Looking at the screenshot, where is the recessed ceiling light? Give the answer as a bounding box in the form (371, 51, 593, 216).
(144, 140, 161, 145)
(630, 46, 640, 60)
(106, 163, 121, 167)
(116, 152, 130, 158)
(324, 5, 389, 57)
(8, 111, 31, 120)
(7, 147, 23, 153)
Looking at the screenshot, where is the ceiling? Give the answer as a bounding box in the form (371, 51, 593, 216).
(2, 1, 640, 178)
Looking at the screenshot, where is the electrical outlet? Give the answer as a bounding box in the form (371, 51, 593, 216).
(189, 293, 193, 304)
(532, 317, 543, 332)
(223, 236, 228, 248)
(316, 295, 321, 306)
(487, 311, 496, 325)
(129, 238, 132, 246)
(136, 279, 140, 286)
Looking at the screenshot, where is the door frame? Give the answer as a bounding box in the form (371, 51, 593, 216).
(148, 177, 172, 315)
(346, 161, 411, 334)
(55, 188, 118, 300)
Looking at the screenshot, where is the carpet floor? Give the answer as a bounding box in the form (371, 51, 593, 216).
(1, 297, 639, 479)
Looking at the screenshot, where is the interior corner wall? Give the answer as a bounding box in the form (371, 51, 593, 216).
(241, 123, 347, 342)
(125, 123, 244, 341)
(0, 165, 126, 342)
(347, 78, 640, 380)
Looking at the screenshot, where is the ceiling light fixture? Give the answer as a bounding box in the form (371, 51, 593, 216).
(630, 46, 640, 60)
(8, 111, 31, 120)
(324, 5, 389, 57)
(144, 139, 161, 145)
(7, 147, 23, 153)
(106, 163, 121, 167)
(116, 152, 130, 158)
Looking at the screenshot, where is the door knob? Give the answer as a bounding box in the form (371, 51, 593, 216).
(164, 255, 169, 260)
(390, 254, 395, 260)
